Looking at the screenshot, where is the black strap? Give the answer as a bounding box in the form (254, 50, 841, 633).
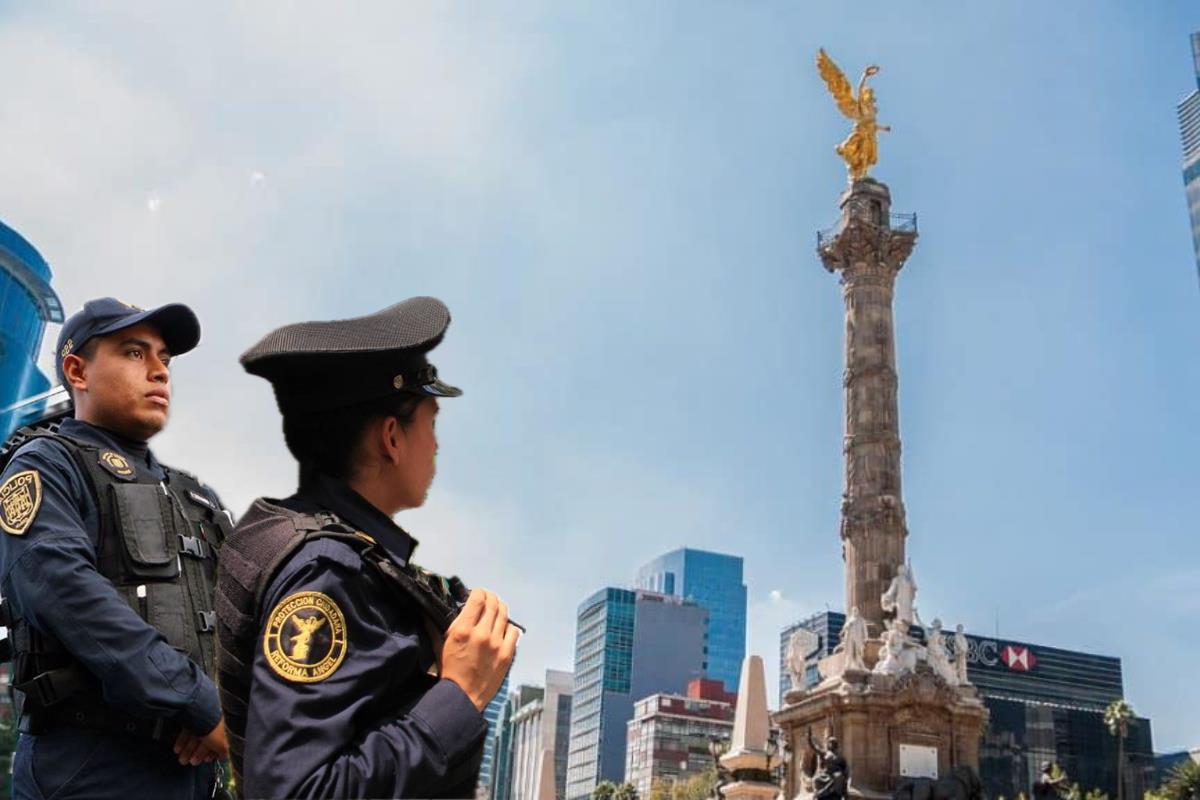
(13, 663, 93, 708)
(22, 702, 178, 742)
(362, 548, 461, 634)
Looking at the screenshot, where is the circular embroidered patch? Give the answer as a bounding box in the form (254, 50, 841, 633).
(263, 591, 348, 683)
(0, 470, 42, 536)
(99, 451, 135, 479)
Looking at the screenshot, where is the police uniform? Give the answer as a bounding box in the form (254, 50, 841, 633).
(0, 299, 230, 800)
(216, 297, 490, 799)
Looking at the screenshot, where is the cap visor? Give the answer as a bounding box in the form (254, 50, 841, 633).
(417, 377, 462, 398)
(92, 303, 201, 357)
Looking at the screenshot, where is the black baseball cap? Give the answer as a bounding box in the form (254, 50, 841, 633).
(240, 296, 462, 416)
(55, 297, 202, 385)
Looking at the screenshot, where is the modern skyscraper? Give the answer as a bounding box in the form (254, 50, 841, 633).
(634, 549, 747, 693)
(1179, 32, 1200, 283)
(479, 673, 512, 798)
(564, 588, 707, 800)
(492, 683, 548, 800)
(0, 218, 63, 440)
(508, 669, 574, 800)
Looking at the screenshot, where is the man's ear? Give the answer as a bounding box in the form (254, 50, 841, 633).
(62, 354, 88, 395)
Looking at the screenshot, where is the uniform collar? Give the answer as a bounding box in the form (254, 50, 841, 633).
(58, 418, 163, 477)
(293, 467, 418, 567)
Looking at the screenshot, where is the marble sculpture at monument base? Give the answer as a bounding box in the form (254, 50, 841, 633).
(776, 663, 988, 799)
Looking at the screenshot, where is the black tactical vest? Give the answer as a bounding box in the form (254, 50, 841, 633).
(216, 498, 473, 793)
(0, 429, 230, 737)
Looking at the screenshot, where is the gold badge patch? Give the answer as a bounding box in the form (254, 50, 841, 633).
(98, 451, 135, 480)
(263, 591, 348, 683)
(0, 471, 42, 536)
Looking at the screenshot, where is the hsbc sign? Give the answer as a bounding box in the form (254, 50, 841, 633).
(1000, 645, 1037, 671)
(949, 636, 1037, 673)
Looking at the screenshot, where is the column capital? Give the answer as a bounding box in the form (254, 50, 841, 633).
(817, 178, 917, 276)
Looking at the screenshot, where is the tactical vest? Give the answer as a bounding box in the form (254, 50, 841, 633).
(0, 429, 230, 739)
(216, 498, 471, 793)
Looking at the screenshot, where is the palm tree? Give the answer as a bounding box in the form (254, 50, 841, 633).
(593, 780, 619, 800)
(1103, 699, 1136, 800)
(1162, 759, 1200, 800)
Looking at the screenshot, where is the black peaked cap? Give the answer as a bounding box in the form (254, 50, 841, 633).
(240, 296, 462, 415)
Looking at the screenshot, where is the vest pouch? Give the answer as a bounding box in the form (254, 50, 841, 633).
(109, 483, 180, 580)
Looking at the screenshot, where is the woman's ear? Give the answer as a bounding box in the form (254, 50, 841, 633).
(381, 416, 405, 465)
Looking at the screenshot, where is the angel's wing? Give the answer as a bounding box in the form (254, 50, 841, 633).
(817, 48, 858, 120)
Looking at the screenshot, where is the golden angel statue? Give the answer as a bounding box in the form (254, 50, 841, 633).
(816, 48, 891, 180)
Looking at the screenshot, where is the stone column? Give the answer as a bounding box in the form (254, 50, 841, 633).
(817, 178, 917, 636)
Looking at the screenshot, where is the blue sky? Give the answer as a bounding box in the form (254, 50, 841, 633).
(0, 2, 1196, 750)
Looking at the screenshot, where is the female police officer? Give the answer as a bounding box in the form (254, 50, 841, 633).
(215, 296, 518, 798)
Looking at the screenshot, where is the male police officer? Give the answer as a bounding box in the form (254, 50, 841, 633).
(216, 296, 517, 798)
(0, 298, 231, 800)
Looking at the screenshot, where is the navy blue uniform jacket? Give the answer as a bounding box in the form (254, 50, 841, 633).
(0, 419, 222, 799)
(239, 471, 487, 799)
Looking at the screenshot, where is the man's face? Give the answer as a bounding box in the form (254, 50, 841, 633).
(70, 322, 173, 441)
(395, 397, 439, 508)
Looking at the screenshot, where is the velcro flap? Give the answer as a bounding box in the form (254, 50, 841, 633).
(110, 483, 174, 566)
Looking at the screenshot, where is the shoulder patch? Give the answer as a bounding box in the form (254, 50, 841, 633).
(263, 591, 348, 683)
(0, 470, 42, 536)
(98, 451, 136, 481)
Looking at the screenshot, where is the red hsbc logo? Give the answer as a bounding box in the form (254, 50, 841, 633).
(1001, 645, 1036, 672)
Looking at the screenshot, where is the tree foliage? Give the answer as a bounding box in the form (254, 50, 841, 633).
(593, 780, 618, 800)
(1103, 700, 1134, 738)
(614, 782, 639, 800)
(670, 768, 719, 800)
(648, 779, 672, 800)
(1159, 760, 1200, 800)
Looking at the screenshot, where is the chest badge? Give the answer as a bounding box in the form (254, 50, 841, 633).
(263, 591, 348, 683)
(0, 470, 42, 536)
(98, 451, 136, 480)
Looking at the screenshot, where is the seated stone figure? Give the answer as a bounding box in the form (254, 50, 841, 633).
(805, 727, 849, 800)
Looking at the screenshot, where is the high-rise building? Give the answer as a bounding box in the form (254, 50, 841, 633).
(479, 673, 512, 799)
(0, 218, 63, 440)
(492, 684, 548, 800)
(564, 588, 707, 800)
(634, 548, 747, 693)
(508, 669, 574, 800)
(781, 611, 1157, 799)
(624, 678, 736, 799)
(1179, 32, 1200, 283)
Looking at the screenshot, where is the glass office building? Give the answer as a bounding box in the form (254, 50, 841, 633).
(564, 588, 707, 800)
(491, 683, 549, 800)
(635, 549, 747, 693)
(0, 218, 63, 440)
(781, 611, 1156, 799)
(479, 673, 512, 798)
(1179, 32, 1200, 284)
